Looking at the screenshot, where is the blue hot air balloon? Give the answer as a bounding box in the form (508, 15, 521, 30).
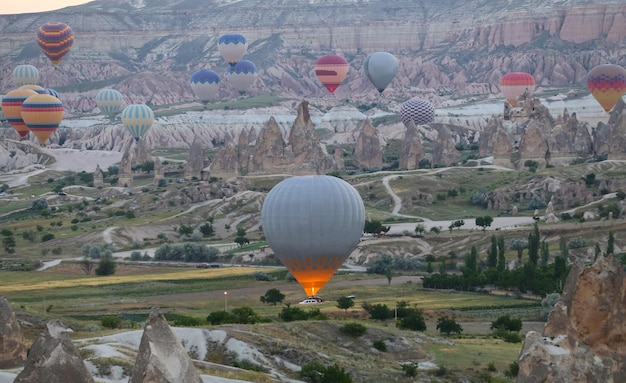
(218, 34, 248, 68)
(121, 104, 154, 141)
(190, 69, 220, 104)
(226, 60, 258, 95)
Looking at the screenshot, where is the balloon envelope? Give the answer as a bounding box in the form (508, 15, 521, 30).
(37, 22, 74, 66)
(96, 89, 124, 115)
(261, 175, 365, 296)
(500, 72, 535, 106)
(363, 52, 398, 93)
(226, 60, 257, 94)
(587, 64, 626, 113)
(19, 85, 47, 94)
(1, 88, 38, 138)
(21, 94, 64, 144)
(121, 104, 154, 141)
(315, 54, 349, 94)
(12, 65, 39, 86)
(0, 95, 4, 122)
(400, 97, 435, 126)
(190, 69, 220, 102)
(218, 34, 248, 67)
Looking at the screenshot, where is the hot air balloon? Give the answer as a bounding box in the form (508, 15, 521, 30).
(499, 72, 535, 106)
(314, 54, 349, 94)
(261, 175, 365, 297)
(12, 65, 39, 86)
(21, 94, 64, 145)
(225, 60, 257, 95)
(1, 88, 38, 138)
(587, 64, 626, 113)
(0, 95, 5, 123)
(96, 89, 124, 116)
(363, 52, 398, 94)
(45, 88, 60, 99)
(37, 22, 74, 66)
(400, 97, 435, 127)
(121, 104, 154, 141)
(19, 85, 47, 94)
(218, 34, 248, 68)
(190, 69, 220, 104)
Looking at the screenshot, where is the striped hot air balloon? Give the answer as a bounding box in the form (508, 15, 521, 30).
(95, 89, 124, 115)
(21, 94, 64, 144)
(363, 52, 398, 94)
(190, 69, 220, 103)
(121, 104, 154, 141)
(12, 65, 39, 86)
(225, 60, 257, 95)
(400, 97, 435, 127)
(19, 85, 47, 94)
(218, 34, 248, 68)
(587, 64, 626, 113)
(499, 72, 535, 106)
(37, 22, 74, 66)
(1, 88, 39, 138)
(314, 54, 349, 94)
(0, 95, 5, 123)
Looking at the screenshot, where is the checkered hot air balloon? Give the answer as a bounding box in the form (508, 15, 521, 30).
(121, 104, 154, 141)
(12, 65, 39, 87)
(1, 88, 39, 138)
(400, 97, 435, 127)
(499, 72, 535, 106)
(218, 34, 248, 68)
(190, 69, 220, 103)
(96, 89, 124, 116)
(21, 94, 64, 145)
(587, 64, 626, 113)
(314, 54, 349, 94)
(261, 175, 365, 297)
(37, 22, 74, 66)
(225, 60, 257, 95)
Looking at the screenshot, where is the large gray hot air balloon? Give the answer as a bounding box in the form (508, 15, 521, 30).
(261, 175, 365, 297)
(363, 52, 398, 94)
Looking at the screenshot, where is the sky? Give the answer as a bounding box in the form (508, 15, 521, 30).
(0, 0, 94, 15)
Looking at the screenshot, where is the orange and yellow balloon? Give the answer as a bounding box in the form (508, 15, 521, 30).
(587, 64, 626, 113)
(21, 94, 64, 144)
(1, 88, 38, 138)
(500, 72, 535, 106)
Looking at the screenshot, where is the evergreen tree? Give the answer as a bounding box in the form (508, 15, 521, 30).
(527, 223, 540, 265)
(606, 231, 615, 256)
(540, 241, 550, 268)
(487, 235, 498, 268)
(559, 237, 568, 259)
(463, 246, 478, 276)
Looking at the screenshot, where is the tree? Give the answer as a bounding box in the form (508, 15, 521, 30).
(235, 229, 249, 248)
(527, 223, 540, 265)
(491, 315, 522, 332)
(497, 235, 506, 272)
(336, 296, 355, 311)
(397, 310, 427, 331)
(364, 220, 390, 235)
(361, 303, 393, 321)
(414, 224, 425, 235)
(231, 307, 260, 324)
(463, 246, 478, 277)
(540, 240, 550, 267)
(487, 235, 497, 268)
(80, 256, 94, 275)
(178, 224, 194, 236)
(436, 316, 463, 335)
(510, 238, 528, 262)
(476, 215, 493, 231)
(2, 235, 16, 254)
(606, 231, 615, 256)
(95, 255, 117, 276)
(199, 222, 214, 237)
(260, 288, 285, 306)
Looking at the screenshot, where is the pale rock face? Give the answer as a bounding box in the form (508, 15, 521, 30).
(353, 119, 383, 170)
(0, 296, 26, 369)
(129, 307, 202, 383)
(517, 255, 626, 383)
(399, 122, 423, 170)
(14, 320, 95, 383)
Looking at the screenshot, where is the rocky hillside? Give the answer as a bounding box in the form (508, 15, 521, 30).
(0, 0, 624, 113)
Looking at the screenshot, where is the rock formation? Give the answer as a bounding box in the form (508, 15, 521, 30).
(93, 164, 104, 187)
(517, 255, 626, 383)
(399, 121, 424, 170)
(14, 320, 95, 383)
(431, 124, 462, 166)
(117, 147, 134, 187)
(0, 296, 26, 369)
(153, 156, 164, 185)
(184, 136, 206, 180)
(353, 119, 382, 170)
(129, 307, 202, 383)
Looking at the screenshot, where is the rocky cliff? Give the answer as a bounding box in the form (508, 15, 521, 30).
(517, 255, 626, 383)
(0, 0, 624, 113)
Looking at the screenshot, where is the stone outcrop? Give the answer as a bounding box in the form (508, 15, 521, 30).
(14, 320, 95, 383)
(184, 136, 206, 180)
(0, 296, 26, 369)
(352, 119, 382, 170)
(431, 123, 462, 166)
(517, 255, 626, 383)
(129, 307, 202, 383)
(399, 121, 423, 170)
(93, 164, 104, 187)
(153, 156, 164, 185)
(117, 147, 134, 187)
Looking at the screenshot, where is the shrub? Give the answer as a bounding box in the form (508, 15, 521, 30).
(401, 362, 418, 377)
(41, 233, 55, 242)
(253, 271, 273, 281)
(339, 322, 367, 337)
(372, 339, 386, 352)
(207, 311, 237, 325)
(95, 255, 116, 276)
(101, 316, 122, 329)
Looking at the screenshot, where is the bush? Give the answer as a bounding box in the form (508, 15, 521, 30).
(401, 362, 418, 377)
(95, 255, 116, 276)
(372, 339, 386, 352)
(300, 361, 352, 383)
(101, 316, 122, 329)
(207, 311, 237, 325)
(339, 322, 367, 337)
(253, 271, 273, 281)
